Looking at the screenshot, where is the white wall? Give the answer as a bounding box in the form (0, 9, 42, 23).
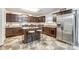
(45, 15, 53, 23)
(77, 10, 79, 45)
(0, 8, 6, 46)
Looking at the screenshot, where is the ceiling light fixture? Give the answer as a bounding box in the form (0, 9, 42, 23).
(22, 8, 40, 12)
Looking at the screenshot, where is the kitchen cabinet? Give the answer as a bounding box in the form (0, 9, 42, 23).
(42, 27, 57, 38)
(54, 9, 72, 15)
(41, 16, 45, 22)
(6, 13, 27, 22)
(6, 28, 14, 37)
(28, 16, 45, 22)
(6, 27, 23, 37)
(36, 16, 45, 22)
(6, 14, 12, 22)
(27, 16, 33, 22)
(6, 13, 17, 22)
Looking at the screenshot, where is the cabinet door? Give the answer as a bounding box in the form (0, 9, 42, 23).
(6, 28, 14, 37)
(51, 28, 57, 37)
(6, 14, 12, 22)
(18, 29, 23, 34)
(50, 28, 55, 36)
(40, 16, 45, 22)
(13, 14, 19, 22)
(39, 17, 42, 22)
(13, 28, 23, 35)
(42, 27, 47, 34)
(29, 16, 33, 22)
(42, 16, 45, 22)
(15, 15, 20, 22)
(11, 14, 15, 22)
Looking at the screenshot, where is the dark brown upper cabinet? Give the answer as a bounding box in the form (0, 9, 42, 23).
(6, 13, 17, 22)
(53, 9, 72, 15)
(27, 16, 45, 22)
(6, 13, 27, 22)
(27, 16, 33, 22)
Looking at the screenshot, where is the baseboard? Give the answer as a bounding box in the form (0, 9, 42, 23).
(56, 39, 72, 45)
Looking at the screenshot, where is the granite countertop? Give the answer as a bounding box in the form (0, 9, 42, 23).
(6, 23, 21, 28)
(43, 23, 57, 28)
(22, 27, 39, 29)
(43, 25, 57, 28)
(6, 26, 21, 28)
(6, 22, 57, 28)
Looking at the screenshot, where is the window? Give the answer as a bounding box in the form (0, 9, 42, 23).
(45, 15, 53, 23)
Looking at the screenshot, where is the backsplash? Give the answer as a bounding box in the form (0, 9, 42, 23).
(6, 22, 57, 28)
(6, 22, 21, 28)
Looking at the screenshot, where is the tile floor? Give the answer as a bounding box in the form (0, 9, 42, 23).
(0, 34, 74, 50)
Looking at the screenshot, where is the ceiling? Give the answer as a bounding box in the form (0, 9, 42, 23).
(6, 8, 60, 16)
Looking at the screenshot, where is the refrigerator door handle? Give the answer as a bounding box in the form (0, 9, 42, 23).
(61, 25, 63, 30)
(61, 23, 64, 30)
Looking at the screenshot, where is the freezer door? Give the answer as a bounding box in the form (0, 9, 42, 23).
(57, 27, 63, 41)
(56, 15, 63, 41)
(62, 14, 74, 44)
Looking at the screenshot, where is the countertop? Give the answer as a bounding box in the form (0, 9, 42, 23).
(6, 22, 57, 28)
(43, 23, 57, 28)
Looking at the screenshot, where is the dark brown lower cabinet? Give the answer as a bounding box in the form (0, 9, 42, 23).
(42, 27, 57, 38)
(6, 27, 23, 37)
(6, 27, 57, 38)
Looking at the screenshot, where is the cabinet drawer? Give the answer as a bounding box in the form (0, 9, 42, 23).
(6, 28, 14, 37)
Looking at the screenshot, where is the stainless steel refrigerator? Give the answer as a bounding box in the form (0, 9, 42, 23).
(56, 13, 76, 44)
